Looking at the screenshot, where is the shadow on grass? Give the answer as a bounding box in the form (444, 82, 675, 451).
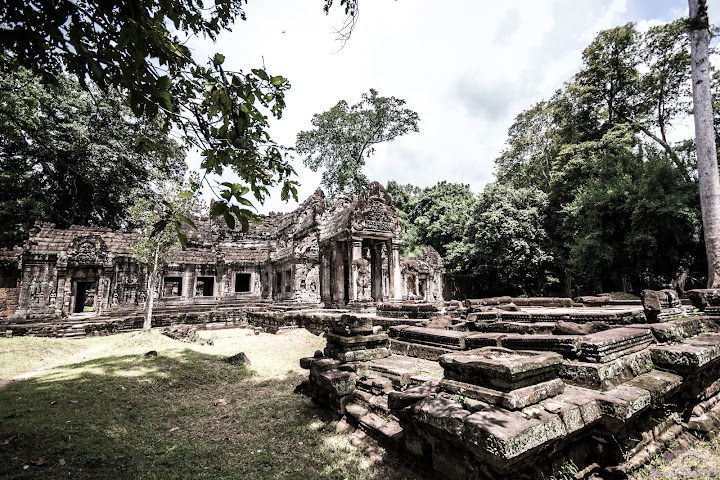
(0, 349, 416, 480)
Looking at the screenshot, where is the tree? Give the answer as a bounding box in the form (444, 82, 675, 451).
(466, 183, 553, 295)
(0, 0, 301, 229)
(565, 141, 701, 293)
(129, 182, 204, 329)
(689, 0, 720, 288)
(495, 100, 557, 191)
(407, 182, 477, 262)
(296, 89, 420, 194)
(0, 68, 185, 247)
(493, 19, 700, 294)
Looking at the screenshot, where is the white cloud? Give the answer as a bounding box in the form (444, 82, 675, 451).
(184, 0, 709, 213)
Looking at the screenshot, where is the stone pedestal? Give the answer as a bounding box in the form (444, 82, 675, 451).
(438, 347, 564, 410)
(323, 314, 390, 362)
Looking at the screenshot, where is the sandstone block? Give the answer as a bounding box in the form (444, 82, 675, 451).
(440, 347, 563, 391)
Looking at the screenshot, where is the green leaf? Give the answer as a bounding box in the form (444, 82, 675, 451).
(209, 200, 226, 218)
(178, 190, 194, 199)
(177, 231, 188, 249)
(177, 214, 197, 229)
(150, 220, 168, 237)
(223, 211, 235, 230)
(213, 53, 225, 66)
(270, 75, 286, 87)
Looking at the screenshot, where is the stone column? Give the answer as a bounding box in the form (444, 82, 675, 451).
(392, 244, 403, 301)
(321, 247, 332, 304)
(386, 240, 394, 300)
(332, 243, 345, 305)
(98, 270, 112, 314)
(349, 238, 362, 302)
(371, 242, 383, 302)
(56, 270, 68, 316)
(182, 267, 194, 300)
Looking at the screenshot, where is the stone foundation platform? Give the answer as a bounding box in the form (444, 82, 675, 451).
(301, 306, 720, 479)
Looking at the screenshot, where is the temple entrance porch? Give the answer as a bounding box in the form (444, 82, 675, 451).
(320, 236, 402, 307)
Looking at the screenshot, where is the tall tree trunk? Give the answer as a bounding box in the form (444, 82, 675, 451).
(689, 0, 720, 287)
(144, 244, 160, 330)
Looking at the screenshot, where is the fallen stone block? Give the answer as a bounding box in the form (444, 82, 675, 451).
(625, 370, 682, 406)
(650, 340, 720, 370)
(319, 370, 357, 396)
(389, 338, 453, 361)
(577, 327, 653, 363)
(596, 384, 651, 421)
(501, 334, 579, 355)
(411, 395, 471, 437)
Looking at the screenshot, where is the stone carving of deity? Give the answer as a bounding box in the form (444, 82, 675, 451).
(29, 278, 40, 304)
(355, 259, 371, 301)
(48, 283, 57, 306)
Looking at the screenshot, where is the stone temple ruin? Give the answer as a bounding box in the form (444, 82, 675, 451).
(299, 292, 720, 479)
(3, 183, 720, 478)
(0, 182, 443, 327)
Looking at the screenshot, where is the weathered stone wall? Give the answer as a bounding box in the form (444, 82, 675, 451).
(2, 306, 256, 337)
(14, 255, 59, 319)
(0, 287, 19, 318)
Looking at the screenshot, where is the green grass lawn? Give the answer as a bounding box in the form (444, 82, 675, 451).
(0, 328, 423, 480)
(5, 327, 718, 480)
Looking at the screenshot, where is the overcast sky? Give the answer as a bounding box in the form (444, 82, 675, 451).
(187, 0, 720, 213)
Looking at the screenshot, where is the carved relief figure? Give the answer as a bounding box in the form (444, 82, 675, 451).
(29, 278, 40, 303)
(307, 265, 320, 294)
(47, 281, 56, 306)
(355, 258, 371, 301)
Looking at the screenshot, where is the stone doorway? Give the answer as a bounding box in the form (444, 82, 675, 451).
(73, 281, 97, 313)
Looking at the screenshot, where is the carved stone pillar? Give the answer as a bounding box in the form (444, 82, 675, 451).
(349, 238, 362, 302)
(371, 242, 383, 302)
(386, 240, 394, 300)
(392, 244, 402, 301)
(182, 268, 194, 300)
(321, 247, 332, 303)
(332, 242, 345, 305)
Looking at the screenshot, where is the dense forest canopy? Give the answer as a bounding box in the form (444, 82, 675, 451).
(391, 19, 716, 297)
(0, 68, 186, 248)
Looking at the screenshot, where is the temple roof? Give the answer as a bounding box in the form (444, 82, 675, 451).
(319, 182, 402, 243)
(18, 183, 403, 264)
(25, 224, 140, 256)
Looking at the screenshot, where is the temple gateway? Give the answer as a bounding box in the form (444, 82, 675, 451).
(0, 182, 444, 320)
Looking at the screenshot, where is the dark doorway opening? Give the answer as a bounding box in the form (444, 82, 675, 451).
(74, 281, 96, 313)
(235, 273, 251, 292)
(196, 277, 215, 296)
(343, 260, 349, 304)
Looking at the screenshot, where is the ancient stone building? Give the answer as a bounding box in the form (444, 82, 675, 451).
(1, 182, 444, 320)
